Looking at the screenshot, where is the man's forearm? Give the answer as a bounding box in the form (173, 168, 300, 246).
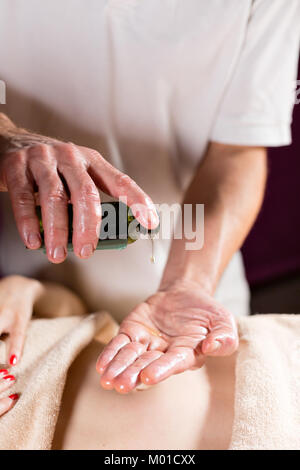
(161, 142, 267, 294)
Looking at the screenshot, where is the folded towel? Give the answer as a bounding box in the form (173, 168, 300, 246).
(0, 313, 299, 450)
(229, 314, 300, 450)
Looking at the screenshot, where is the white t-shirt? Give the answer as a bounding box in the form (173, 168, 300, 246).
(0, 0, 299, 319)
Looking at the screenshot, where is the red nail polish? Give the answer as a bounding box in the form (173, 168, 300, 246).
(9, 393, 19, 401)
(0, 369, 8, 375)
(9, 355, 17, 366)
(3, 375, 15, 382)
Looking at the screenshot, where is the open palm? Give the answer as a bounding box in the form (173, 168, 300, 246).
(96, 281, 238, 393)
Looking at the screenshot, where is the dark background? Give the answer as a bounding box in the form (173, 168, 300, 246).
(242, 58, 300, 314)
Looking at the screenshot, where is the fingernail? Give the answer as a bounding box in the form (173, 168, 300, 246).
(80, 244, 94, 258)
(138, 215, 149, 229)
(27, 233, 41, 249)
(209, 341, 221, 352)
(149, 210, 159, 228)
(53, 246, 66, 261)
(3, 375, 15, 382)
(10, 355, 18, 366)
(142, 375, 151, 384)
(101, 379, 113, 390)
(0, 369, 8, 376)
(9, 394, 19, 401)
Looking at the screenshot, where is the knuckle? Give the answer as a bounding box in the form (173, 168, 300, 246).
(33, 143, 48, 153)
(60, 143, 80, 164)
(12, 151, 27, 165)
(77, 182, 100, 201)
(14, 190, 35, 207)
(29, 143, 50, 160)
(28, 145, 55, 173)
(114, 173, 133, 191)
(11, 327, 26, 339)
(3, 152, 26, 175)
(88, 148, 102, 163)
(45, 186, 68, 205)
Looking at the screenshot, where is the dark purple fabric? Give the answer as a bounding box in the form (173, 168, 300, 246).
(242, 58, 300, 286)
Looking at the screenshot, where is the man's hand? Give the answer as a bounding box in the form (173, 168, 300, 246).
(0, 113, 159, 263)
(96, 280, 238, 393)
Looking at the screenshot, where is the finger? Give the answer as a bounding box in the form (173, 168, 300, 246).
(119, 321, 164, 350)
(201, 329, 238, 356)
(100, 342, 147, 390)
(0, 374, 16, 393)
(96, 334, 130, 375)
(5, 151, 41, 249)
(0, 315, 9, 337)
(201, 315, 238, 356)
(114, 350, 163, 394)
(0, 394, 19, 417)
(7, 322, 29, 366)
(29, 146, 68, 263)
(57, 147, 101, 258)
(140, 346, 203, 386)
(86, 149, 159, 230)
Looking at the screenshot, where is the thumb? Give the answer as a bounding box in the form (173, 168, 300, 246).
(201, 325, 238, 357)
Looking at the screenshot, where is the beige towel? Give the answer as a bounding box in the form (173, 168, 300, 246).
(0, 313, 299, 450)
(0, 312, 117, 450)
(229, 314, 300, 450)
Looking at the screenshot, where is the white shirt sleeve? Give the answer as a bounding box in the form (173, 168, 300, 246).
(211, 0, 300, 147)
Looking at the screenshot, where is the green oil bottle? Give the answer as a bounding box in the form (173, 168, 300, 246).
(36, 201, 159, 251)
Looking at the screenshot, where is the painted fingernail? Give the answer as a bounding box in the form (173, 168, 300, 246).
(9, 394, 19, 401)
(80, 244, 94, 258)
(3, 375, 15, 382)
(10, 355, 18, 366)
(27, 233, 41, 248)
(0, 369, 8, 376)
(53, 246, 66, 261)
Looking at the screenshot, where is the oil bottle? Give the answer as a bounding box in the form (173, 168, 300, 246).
(36, 201, 159, 251)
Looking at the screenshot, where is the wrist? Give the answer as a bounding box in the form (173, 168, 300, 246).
(159, 275, 214, 296)
(0, 113, 27, 156)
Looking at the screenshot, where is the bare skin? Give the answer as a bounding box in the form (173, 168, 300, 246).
(0, 275, 86, 366)
(53, 339, 236, 450)
(0, 275, 44, 366)
(0, 275, 48, 413)
(0, 275, 88, 420)
(97, 143, 267, 392)
(0, 113, 159, 263)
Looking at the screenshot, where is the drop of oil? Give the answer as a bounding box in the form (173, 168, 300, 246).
(150, 237, 156, 264)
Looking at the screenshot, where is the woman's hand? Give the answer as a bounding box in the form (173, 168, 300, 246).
(96, 280, 238, 393)
(0, 113, 159, 263)
(0, 369, 18, 416)
(0, 275, 43, 366)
